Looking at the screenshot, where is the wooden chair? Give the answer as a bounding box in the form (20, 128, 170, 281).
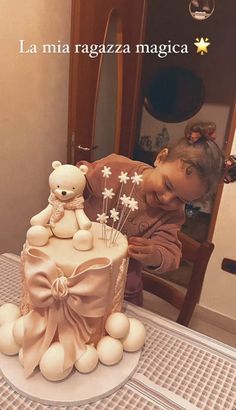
(142, 231, 214, 326)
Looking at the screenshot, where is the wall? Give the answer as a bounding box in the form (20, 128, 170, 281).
(0, 0, 71, 254)
(200, 129, 236, 320)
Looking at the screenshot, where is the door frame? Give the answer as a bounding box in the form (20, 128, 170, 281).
(207, 98, 236, 241)
(67, 0, 148, 164)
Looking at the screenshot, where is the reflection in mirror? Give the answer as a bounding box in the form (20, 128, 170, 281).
(133, 101, 230, 242)
(92, 11, 122, 161)
(189, 0, 215, 21)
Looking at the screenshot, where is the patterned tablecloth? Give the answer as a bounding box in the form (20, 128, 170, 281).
(0, 253, 236, 410)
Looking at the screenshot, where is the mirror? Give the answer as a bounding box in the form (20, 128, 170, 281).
(92, 11, 122, 161)
(144, 67, 205, 123)
(132, 0, 234, 245)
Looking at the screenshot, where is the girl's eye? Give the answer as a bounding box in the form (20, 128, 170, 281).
(165, 183, 171, 190)
(72, 187, 75, 190)
(57, 185, 60, 188)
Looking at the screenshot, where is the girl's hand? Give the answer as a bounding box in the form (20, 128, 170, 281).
(128, 236, 162, 267)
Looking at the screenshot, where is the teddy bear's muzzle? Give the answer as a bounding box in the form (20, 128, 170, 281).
(54, 189, 75, 200)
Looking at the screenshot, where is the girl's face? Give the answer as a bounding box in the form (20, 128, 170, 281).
(141, 149, 207, 211)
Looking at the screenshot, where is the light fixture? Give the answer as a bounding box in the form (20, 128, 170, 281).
(189, 0, 215, 20)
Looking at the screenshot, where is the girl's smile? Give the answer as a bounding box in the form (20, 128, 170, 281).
(141, 150, 207, 211)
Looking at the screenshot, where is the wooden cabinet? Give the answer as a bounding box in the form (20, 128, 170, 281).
(68, 0, 148, 164)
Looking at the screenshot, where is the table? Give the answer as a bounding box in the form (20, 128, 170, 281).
(0, 253, 236, 410)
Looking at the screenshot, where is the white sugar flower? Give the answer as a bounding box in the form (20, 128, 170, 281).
(118, 171, 130, 184)
(128, 198, 138, 211)
(110, 208, 119, 221)
(102, 188, 115, 199)
(131, 172, 143, 185)
(101, 166, 112, 178)
(120, 194, 131, 207)
(96, 213, 108, 224)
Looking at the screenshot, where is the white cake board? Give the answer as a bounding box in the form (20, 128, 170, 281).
(0, 351, 140, 406)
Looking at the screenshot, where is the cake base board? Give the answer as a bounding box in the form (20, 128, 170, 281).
(0, 351, 140, 406)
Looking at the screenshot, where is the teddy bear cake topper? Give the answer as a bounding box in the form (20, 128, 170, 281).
(26, 161, 142, 251)
(26, 161, 93, 251)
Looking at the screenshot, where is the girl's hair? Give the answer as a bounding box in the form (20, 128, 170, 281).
(166, 121, 225, 195)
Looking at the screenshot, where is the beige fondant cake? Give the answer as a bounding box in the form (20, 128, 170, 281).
(0, 161, 146, 384)
(18, 222, 130, 378)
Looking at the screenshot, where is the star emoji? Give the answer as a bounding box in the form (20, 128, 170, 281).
(194, 37, 210, 55)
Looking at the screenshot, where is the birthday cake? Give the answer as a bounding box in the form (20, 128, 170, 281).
(0, 161, 146, 383)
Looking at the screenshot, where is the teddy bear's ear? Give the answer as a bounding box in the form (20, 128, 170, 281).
(79, 164, 88, 175)
(52, 161, 62, 169)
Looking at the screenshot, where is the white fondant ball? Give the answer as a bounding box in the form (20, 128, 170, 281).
(26, 225, 49, 246)
(105, 312, 130, 339)
(0, 303, 21, 325)
(96, 336, 123, 365)
(75, 345, 99, 373)
(122, 318, 146, 352)
(39, 342, 73, 381)
(73, 230, 93, 251)
(0, 321, 20, 355)
(13, 316, 24, 346)
(18, 348, 24, 367)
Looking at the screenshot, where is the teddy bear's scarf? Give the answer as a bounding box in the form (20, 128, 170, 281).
(48, 192, 84, 224)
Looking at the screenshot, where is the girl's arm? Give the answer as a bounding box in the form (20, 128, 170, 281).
(128, 222, 182, 273)
(128, 237, 163, 267)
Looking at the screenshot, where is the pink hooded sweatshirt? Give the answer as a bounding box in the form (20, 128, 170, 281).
(77, 154, 185, 306)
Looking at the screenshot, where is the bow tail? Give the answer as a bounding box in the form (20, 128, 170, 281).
(23, 307, 57, 378)
(57, 303, 99, 371)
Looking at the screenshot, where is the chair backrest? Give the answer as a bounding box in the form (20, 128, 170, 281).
(142, 231, 214, 326)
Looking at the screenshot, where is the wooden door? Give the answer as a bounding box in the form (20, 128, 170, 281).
(67, 0, 147, 164)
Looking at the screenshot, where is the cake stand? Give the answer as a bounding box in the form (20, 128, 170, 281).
(0, 350, 141, 406)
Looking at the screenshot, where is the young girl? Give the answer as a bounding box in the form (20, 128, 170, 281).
(77, 121, 224, 305)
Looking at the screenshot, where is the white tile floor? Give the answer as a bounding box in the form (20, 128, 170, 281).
(143, 290, 236, 349)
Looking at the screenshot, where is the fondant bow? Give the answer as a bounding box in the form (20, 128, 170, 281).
(22, 248, 111, 377)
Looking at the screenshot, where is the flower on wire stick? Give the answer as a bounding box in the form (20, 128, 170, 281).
(120, 194, 131, 207)
(127, 172, 143, 199)
(96, 213, 109, 224)
(102, 188, 115, 200)
(131, 172, 143, 185)
(100, 166, 112, 241)
(118, 171, 130, 184)
(99, 168, 141, 245)
(101, 166, 112, 178)
(110, 208, 119, 222)
(128, 198, 139, 212)
(112, 197, 139, 244)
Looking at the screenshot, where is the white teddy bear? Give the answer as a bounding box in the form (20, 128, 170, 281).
(26, 161, 93, 251)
